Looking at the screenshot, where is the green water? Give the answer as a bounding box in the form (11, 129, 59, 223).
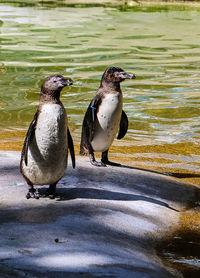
(1, 2, 200, 175)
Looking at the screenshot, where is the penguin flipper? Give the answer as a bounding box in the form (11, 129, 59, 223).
(67, 128, 75, 168)
(21, 111, 38, 166)
(88, 95, 102, 141)
(80, 93, 102, 154)
(117, 110, 128, 140)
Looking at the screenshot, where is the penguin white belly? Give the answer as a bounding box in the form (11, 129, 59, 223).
(22, 104, 68, 185)
(91, 93, 122, 152)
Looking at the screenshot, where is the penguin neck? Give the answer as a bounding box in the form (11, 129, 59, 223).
(39, 89, 61, 104)
(100, 80, 121, 92)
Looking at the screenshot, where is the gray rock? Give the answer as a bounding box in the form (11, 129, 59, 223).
(0, 151, 199, 278)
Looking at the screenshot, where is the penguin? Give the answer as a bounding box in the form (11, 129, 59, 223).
(80, 66, 135, 167)
(20, 75, 75, 199)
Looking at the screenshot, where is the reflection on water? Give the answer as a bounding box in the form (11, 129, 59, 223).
(0, 2, 200, 182)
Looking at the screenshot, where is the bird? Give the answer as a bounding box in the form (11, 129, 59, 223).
(20, 75, 75, 199)
(80, 66, 135, 167)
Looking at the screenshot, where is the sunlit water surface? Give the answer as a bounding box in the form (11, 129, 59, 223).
(0, 2, 200, 182)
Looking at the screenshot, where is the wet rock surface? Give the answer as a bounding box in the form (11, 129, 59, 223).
(0, 151, 199, 278)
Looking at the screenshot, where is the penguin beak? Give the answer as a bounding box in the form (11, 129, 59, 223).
(61, 78, 73, 87)
(114, 71, 136, 81)
(120, 72, 136, 80)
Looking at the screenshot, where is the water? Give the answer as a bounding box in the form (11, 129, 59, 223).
(1, 2, 200, 181)
(159, 222, 200, 278)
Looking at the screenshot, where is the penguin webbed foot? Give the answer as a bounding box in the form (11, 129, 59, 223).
(44, 190, 58, 199)
(89, 153, 107, 167)
(26, 187, 40, 199)
(101, 150, 121, 167)
(91, 160, 107, 167)
(43, 183, 58, 199)
(101, 159, 121, 167)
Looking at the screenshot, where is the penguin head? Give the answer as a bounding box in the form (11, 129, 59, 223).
(40, 75, 73, 101)
(101, 66, 135, 84)
(41, 75, 73, 93)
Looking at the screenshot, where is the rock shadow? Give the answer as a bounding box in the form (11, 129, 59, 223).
(54, 187, 178, 212)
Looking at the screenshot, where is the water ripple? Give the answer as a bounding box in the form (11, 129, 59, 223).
(1, 4, 200, 175)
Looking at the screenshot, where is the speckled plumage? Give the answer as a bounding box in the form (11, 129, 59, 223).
(91, 90, 122, 152)
(21, 103, 68, 185)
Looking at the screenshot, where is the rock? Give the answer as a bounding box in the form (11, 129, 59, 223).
(0, 151, 199, 278)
